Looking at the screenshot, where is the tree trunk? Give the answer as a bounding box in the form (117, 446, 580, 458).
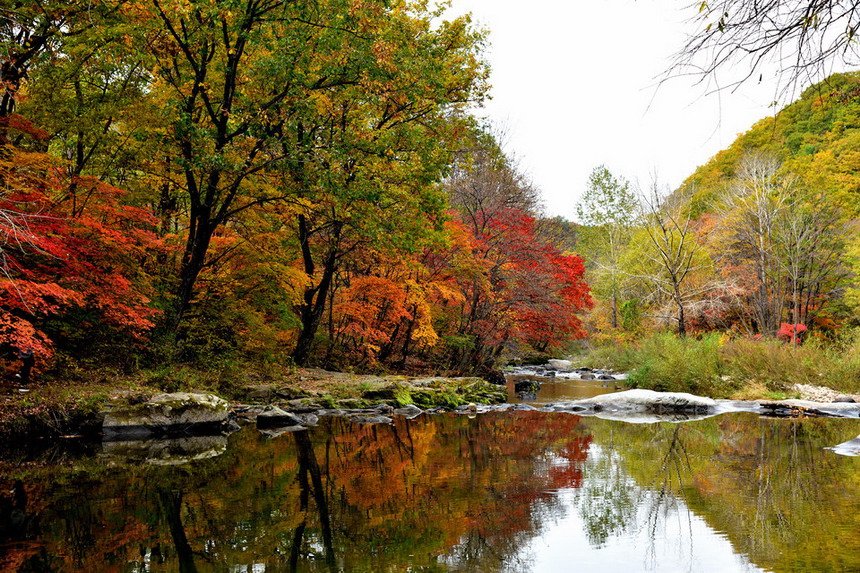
(292, 215, 342, 366)
(171, 211, 215, 331)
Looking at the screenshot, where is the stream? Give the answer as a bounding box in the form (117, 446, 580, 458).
(2, 375, 860, 572)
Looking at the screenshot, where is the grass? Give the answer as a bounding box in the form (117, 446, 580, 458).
(583, 330, 860, 399)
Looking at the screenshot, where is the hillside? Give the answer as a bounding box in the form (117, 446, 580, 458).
(681, 72, 860, 214)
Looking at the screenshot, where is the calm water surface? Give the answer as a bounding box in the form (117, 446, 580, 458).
(2, 381, 860, 572)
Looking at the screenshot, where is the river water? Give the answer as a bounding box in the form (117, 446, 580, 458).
(2, 377, 860, 572)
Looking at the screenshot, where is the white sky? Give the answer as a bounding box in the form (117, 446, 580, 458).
(447, 0, 789, 219)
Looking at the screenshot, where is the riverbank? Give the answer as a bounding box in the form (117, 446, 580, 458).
(5, 349, 860, 440)
(0, 366, 508, 440)
(582, 333, 860, 399)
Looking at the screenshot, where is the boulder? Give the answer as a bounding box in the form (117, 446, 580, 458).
(256, 406, 303, 428)
(393, 404, 423, 419)
(547, 359, 573, 371)
(482, 368, 507, 385)
(580, 389, 717, 414)
(514, 380, 540, 394)
(103, 393, 231, 439)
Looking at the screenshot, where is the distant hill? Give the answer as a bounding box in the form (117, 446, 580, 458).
(680, 71, 860, 215)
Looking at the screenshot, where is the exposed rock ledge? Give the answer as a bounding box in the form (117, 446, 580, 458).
(538, 389, 860, 422)
(102, 392, 233, 440)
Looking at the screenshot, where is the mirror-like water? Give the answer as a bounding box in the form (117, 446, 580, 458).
(507, 374, 622, 404)
(3, 375, 860, 572)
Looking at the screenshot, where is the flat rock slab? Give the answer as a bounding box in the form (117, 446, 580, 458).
(103, 393, 230, 440)
(576, 389, 717, 413)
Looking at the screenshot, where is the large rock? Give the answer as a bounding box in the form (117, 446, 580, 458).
(102, 393, 231, 439)
(256, 406, 303, 428)
(547, 359, 573, 371)
(566, 389, 716, 414)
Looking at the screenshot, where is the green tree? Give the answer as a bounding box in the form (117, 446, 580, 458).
(575, 166, 637, 329)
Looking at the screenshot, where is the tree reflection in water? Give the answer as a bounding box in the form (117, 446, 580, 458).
(1, 412, 860, 572)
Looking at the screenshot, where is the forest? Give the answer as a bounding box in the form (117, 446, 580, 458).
(0, 0, 591, 382)
(5, 0, 860, 396)
(577, 72, 860, 395)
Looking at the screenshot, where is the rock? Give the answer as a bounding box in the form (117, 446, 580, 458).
(581, 389, 717, 414)
(575, 367, 593, 373)
(827, 435, 860, 456)
(256, 406, 303, 428)
(547, 359, 573, 371)
(296, 413, 319, 426)
(482, 368, 507, 385)
(315, 409, 346, 417)
(232, 404, 270, 420)
(507, 403, 537, 411)
(351, 415, 393, 424)
(759, 399, 860, 418)
(514, 380, 539, 393)
(100, 435, 228, 465)
(103, 393, 231, 440)
(580, 373, 596, 380)
(393, 404, 423, 419)
(833, 396, 856, 403)
(259, 425, 307, 438)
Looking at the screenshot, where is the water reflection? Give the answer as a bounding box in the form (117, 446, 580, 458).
(506, 375, 620, 404)
(1, 412, 860, 572)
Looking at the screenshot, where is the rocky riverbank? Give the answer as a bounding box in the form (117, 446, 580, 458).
(0, 368, 508, 440)
(4, 361, 860, 443)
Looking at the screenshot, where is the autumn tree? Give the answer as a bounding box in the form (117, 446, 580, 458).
(714, 152, 848, 334)
(636, 181, 712, 337)
(279, 5, 487, 365)
(441, 129, 590, 369)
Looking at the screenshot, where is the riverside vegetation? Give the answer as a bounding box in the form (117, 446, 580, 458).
(6, 2, 860, 430)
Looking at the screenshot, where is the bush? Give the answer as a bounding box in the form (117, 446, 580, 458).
(624, 333, 729, 396)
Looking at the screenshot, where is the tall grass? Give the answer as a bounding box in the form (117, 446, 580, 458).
(584, 329, 860, 398)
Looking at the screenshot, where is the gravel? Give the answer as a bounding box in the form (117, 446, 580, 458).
(792, 383, 858, 403)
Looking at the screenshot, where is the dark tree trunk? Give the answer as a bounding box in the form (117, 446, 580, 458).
(159, 490, 198, 573)
(171, 210, 215, 331)
(292, 215, 342, 365)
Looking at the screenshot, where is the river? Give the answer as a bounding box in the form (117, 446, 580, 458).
(2, 376, 860, 572)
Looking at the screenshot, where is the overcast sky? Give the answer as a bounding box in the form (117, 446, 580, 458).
(447, 0, 789, 220)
